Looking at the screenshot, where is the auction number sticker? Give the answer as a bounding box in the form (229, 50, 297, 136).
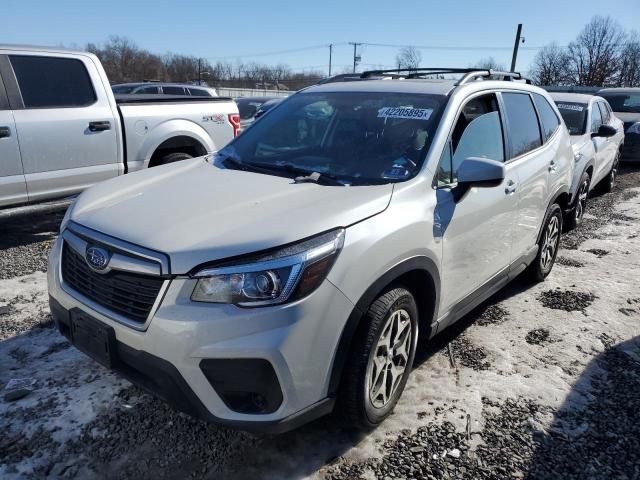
(378, 107, 433, 120)
(556, 104, 584, 112)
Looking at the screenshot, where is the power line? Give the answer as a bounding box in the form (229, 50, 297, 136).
(204, 43, 348, 60)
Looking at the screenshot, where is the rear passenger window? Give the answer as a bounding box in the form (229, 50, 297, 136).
(163, 86, 186, 95)
(436, 94, 505, 186)
(138, 86, 159, 94)
(533, 93, 560, 140)
(188, 88, 210, 97)
(10, 55, 96, 108)
(502, 93, 542, 158)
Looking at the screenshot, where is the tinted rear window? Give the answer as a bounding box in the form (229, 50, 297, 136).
(10, 55, 96, 108)
(162, 86, 186, 95)
(502, 93, 542, 157)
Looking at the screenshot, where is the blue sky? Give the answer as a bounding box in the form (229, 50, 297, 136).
(4, 0, 639, 76)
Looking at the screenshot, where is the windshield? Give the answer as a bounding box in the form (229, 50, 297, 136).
(219, 91, 446, 185)
(600, 93, 640, 113)
(112, 85, 135, 94)
(555, 102, 588, 135)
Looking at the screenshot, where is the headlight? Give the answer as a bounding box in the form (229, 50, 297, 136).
(191, 229, 345, 306)
(627, 122, 640, 135)
(59, 198, 77, 233)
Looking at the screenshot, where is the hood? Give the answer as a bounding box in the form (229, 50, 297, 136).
(71, 158, 393, 273)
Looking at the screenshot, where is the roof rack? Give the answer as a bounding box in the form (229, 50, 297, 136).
(319, 67, 532, 85)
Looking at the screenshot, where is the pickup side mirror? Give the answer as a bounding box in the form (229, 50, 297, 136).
(453, 157, 505, 202)
(592, 124, 617, 138)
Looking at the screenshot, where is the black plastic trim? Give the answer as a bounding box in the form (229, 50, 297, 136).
(327, 256, 440, 396)
(0, 55, 23, 109)
(49, 296, 331, 433)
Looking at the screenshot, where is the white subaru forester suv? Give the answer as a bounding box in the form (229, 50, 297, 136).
(48, 68, 573, 433)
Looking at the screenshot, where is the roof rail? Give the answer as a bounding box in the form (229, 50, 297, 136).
(318, 67, 533, 85)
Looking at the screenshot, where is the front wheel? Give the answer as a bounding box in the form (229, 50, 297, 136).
(338, 287, 418, 429)
(600, 152, 619, 193)
(565, 172, 590, 230)
(528, 204, 562, 282)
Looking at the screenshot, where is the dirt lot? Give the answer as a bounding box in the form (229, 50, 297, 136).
(1, 167, 639, 480)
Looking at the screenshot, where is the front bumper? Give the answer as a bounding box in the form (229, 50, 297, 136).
(47, 235, 354, 432)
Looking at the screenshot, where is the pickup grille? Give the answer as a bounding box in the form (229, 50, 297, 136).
(61, 242, 164, 324)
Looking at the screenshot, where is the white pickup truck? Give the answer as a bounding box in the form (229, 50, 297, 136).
(0, 45, 239, 211)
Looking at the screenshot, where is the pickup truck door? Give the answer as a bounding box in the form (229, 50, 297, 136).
(0, 71, 27, 207)
(2, 53, 119, 203)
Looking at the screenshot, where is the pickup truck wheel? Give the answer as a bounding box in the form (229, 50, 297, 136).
(338, 287, 418, 429)
(155, 152, 193, 166)
(528, 204, 562, 282)
(565, 172, 590, 231)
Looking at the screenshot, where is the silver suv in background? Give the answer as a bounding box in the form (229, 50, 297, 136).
(48, 68, 573, 432)
(550, 92, 624, 228)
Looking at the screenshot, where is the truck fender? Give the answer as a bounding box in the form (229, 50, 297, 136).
(141, 119, 215, 168)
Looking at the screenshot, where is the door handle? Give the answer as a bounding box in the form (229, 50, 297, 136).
(549, 160, 558, 172)
(0, 126, 10, 138)
(89, 121, 111, 132)
(505, 180, 518, 194)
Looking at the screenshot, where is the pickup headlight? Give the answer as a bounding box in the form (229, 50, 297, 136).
(627, 122, 640, 135)
(191, 229, 344, 306)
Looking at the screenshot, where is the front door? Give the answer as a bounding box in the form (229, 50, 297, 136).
(434, 93, 517, 321)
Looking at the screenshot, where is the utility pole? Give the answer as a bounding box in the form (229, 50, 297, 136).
(328, 44, 333, 77)
(197, 58, 201, 85)
(349, 42, 362, 73)
(510, 24, 523, 72)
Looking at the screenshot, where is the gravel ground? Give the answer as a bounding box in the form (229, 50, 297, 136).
(1, 167, 640, 479)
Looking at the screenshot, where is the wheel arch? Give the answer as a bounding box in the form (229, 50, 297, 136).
(327, 256, 440, 396)
(538, 187, 569, 244)
(140, 119, 215, 168)
(148, 135, 208, 167)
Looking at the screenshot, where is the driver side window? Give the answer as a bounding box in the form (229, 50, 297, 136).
(436, 94, 505, 186)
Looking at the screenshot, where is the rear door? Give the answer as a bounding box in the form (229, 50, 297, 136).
(596, 101, 619, 179)
(500, 92, 549, 261)
(0, 67, 27, 207)
(6, 53, 119, 203)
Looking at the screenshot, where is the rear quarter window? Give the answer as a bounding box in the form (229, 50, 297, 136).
(532, 93, 560, 141)
(10, 55, 96, 108)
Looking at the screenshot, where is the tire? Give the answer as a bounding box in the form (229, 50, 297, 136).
(528, 204, 562, 282)
(154, 151, 193, 166)
(338, 287, 418, 429)
(564, 172, 590, 231)
(599, 152, 619, 194)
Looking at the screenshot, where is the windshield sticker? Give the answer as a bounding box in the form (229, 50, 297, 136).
(557, 104, 584, 112)
(378, 107, 433, 120)
(382, 165, 411, 180)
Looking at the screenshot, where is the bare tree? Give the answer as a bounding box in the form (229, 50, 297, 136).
(566, 16, 625, 86)
(473, 57, 507, 71)
(530, 43, 571, 85)
(618, 31, 640, 87)
(395, 46, 422, 69)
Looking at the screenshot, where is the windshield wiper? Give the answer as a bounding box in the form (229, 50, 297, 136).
(222, 157, 284, 176)
(293, 171, 345, 186)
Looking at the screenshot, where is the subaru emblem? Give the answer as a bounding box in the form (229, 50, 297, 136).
(85, 245, 111, 271)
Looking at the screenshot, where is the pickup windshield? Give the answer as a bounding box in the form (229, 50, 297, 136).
(555, 102, 588, 135)
(600, 93, 640, 113)
(220, 91, 447, 185)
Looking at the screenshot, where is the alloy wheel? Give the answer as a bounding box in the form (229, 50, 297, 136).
(366, 308, 413, 409)
(575, 179, 589, 222)
(540, 216, 560, 271)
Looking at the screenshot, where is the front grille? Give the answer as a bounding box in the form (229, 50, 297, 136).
(61, 242, 164, 324)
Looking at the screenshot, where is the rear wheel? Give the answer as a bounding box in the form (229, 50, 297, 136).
(528, 204, 562, 282)
(565, 172, 590, 230)
(338, 287, 418, 429)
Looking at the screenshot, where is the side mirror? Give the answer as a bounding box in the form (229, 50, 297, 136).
(453, 157, 505, 202)
(592, 124, 617, 138)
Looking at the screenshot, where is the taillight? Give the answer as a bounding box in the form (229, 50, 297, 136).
(228, 114, 241, 137)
